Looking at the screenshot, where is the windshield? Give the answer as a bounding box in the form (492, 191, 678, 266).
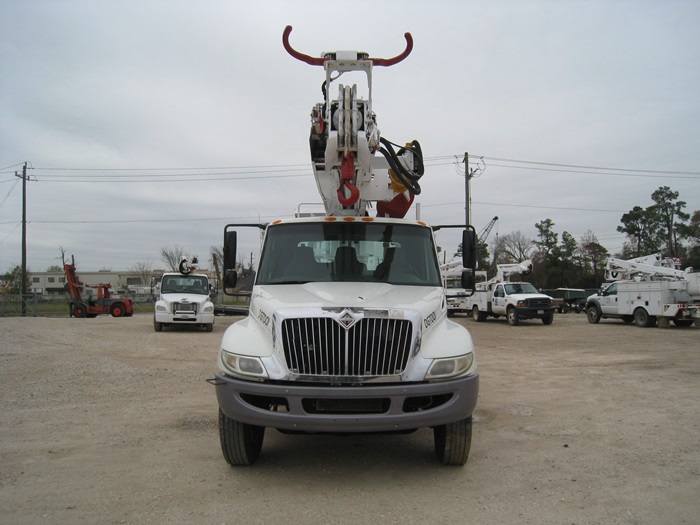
(160, 275, 209, 294)
(257, 222, 442, 286)
(504, 282, 539, 294)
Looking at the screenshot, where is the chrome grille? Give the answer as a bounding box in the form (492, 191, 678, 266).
(173, 302, 197, 313)
(281, 317, 413, 376)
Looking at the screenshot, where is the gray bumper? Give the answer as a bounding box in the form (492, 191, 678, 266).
(214, 373, 479, 433)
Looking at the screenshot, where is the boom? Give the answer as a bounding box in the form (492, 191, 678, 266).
(284, 26, 424, 218)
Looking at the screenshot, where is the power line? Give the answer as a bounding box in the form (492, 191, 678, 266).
(478, 156, 700, 176)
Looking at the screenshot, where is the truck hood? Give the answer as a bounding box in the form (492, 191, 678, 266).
(251, 282, 444, 327)
(507, 292, 552, 301)
(159, 292, 211, 304)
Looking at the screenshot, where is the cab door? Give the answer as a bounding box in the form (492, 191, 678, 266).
(491, 284, 507, 315)
(599, 282, 618, 315)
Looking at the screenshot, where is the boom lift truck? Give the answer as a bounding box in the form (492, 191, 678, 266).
(586, 254, 699, 327)
(64, 256, 134, 318)
(211, 26, 480, 466)
(153, 256, 216, 332)
(442, 216, 498, 315)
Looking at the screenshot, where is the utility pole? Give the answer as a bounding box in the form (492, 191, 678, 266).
(14, 162, 30, 316)
(463, 152, 471, 227)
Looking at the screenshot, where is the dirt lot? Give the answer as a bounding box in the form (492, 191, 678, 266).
(1, 312, 698, 524)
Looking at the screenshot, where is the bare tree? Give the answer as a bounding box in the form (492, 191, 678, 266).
(57, 246, 68, 266)
(160, 245, 186, 271)
(579, 230, 609, 287)
(492, 231, 534, 265)
(129, 260, 155, 287)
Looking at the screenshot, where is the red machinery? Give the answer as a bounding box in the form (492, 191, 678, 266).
(64, 256, 134, 318)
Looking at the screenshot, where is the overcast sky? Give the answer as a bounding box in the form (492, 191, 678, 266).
(1, 0, 699, 274)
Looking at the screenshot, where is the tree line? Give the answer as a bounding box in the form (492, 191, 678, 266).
(476, 186, 699, 290)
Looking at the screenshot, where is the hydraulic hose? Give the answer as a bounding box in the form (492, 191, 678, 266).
(378, 138, 424, 195)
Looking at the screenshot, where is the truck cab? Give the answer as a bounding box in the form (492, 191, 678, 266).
(585, 281, 632, 324)
(153, 272, 215, 332)
(213, 217, 479, 466)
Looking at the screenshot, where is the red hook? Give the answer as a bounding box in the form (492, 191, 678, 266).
(337, 152, 360, 207)
(283, 25, 413, 67)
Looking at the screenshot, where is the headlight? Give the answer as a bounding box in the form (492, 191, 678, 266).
(221, 351, 268, 379)
(156, 305, 167, 312)
(425, 353, 474, 380)
(516, 300, 526, 307)
(202, 305, 214, 313)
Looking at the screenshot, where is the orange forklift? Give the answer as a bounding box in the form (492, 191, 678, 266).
(64, 256, 134, 318)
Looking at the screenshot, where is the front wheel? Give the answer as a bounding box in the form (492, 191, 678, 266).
(205, 323, 214, 333)
(73, 303, 87, 318)
(219, 409, 265, 466)
(542, 315, 554, 325)
(507, 308, 519, 326)
(110, 303, 125, 317)
(586, 305, 601, 324)
(154, 319, 163, 332)
(434, 417, 472, 466)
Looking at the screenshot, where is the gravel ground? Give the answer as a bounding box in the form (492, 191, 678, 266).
(0, 312, 698, 524)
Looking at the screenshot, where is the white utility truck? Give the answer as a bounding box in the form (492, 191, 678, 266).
(210, 27, 480, 466)
(586, 254, 699, 328)
(441, 258, 474, 315)
(464, 260, 555, 325)
(153, 257, 215, 332)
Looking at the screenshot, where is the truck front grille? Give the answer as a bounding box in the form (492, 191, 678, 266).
(526, 297, 550, 308)
(173, 302, 197, 314)
(281, 317, 413, 377)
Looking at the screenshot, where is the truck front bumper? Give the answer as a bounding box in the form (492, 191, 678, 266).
(214, 372, 479, 433)
(154, 312, 214, 325)
(514, 306, 555, 319)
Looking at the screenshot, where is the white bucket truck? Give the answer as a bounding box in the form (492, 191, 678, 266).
(153, 257, 215, 332)
(210, 27, 480, 466)
(586, 254, 699, 328)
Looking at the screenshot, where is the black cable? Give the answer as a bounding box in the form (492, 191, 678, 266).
(378, 137, 424, 195)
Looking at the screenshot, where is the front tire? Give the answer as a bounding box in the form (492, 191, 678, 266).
(154, 319, 163, 332)
(205, 323, 214, 333)
(586, 305, 601, 324)
(219, 409, 265, 466)
(542, 315, 554, 325)
(73, 303, 87, 318)
(507, 308, 519, 326)
(110, 303, 125, 317)
(434, 417, 472, 466)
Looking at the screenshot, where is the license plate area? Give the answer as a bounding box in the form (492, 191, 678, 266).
(303, 398, 390, 414)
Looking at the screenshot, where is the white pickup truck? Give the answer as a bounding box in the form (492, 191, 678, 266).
(466, 280, 555, 325)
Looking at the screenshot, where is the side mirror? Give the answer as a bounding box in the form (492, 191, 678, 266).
(223, 228, 238, 295)
(461, 269, 475, 291)
(462, 227, 477, 270)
